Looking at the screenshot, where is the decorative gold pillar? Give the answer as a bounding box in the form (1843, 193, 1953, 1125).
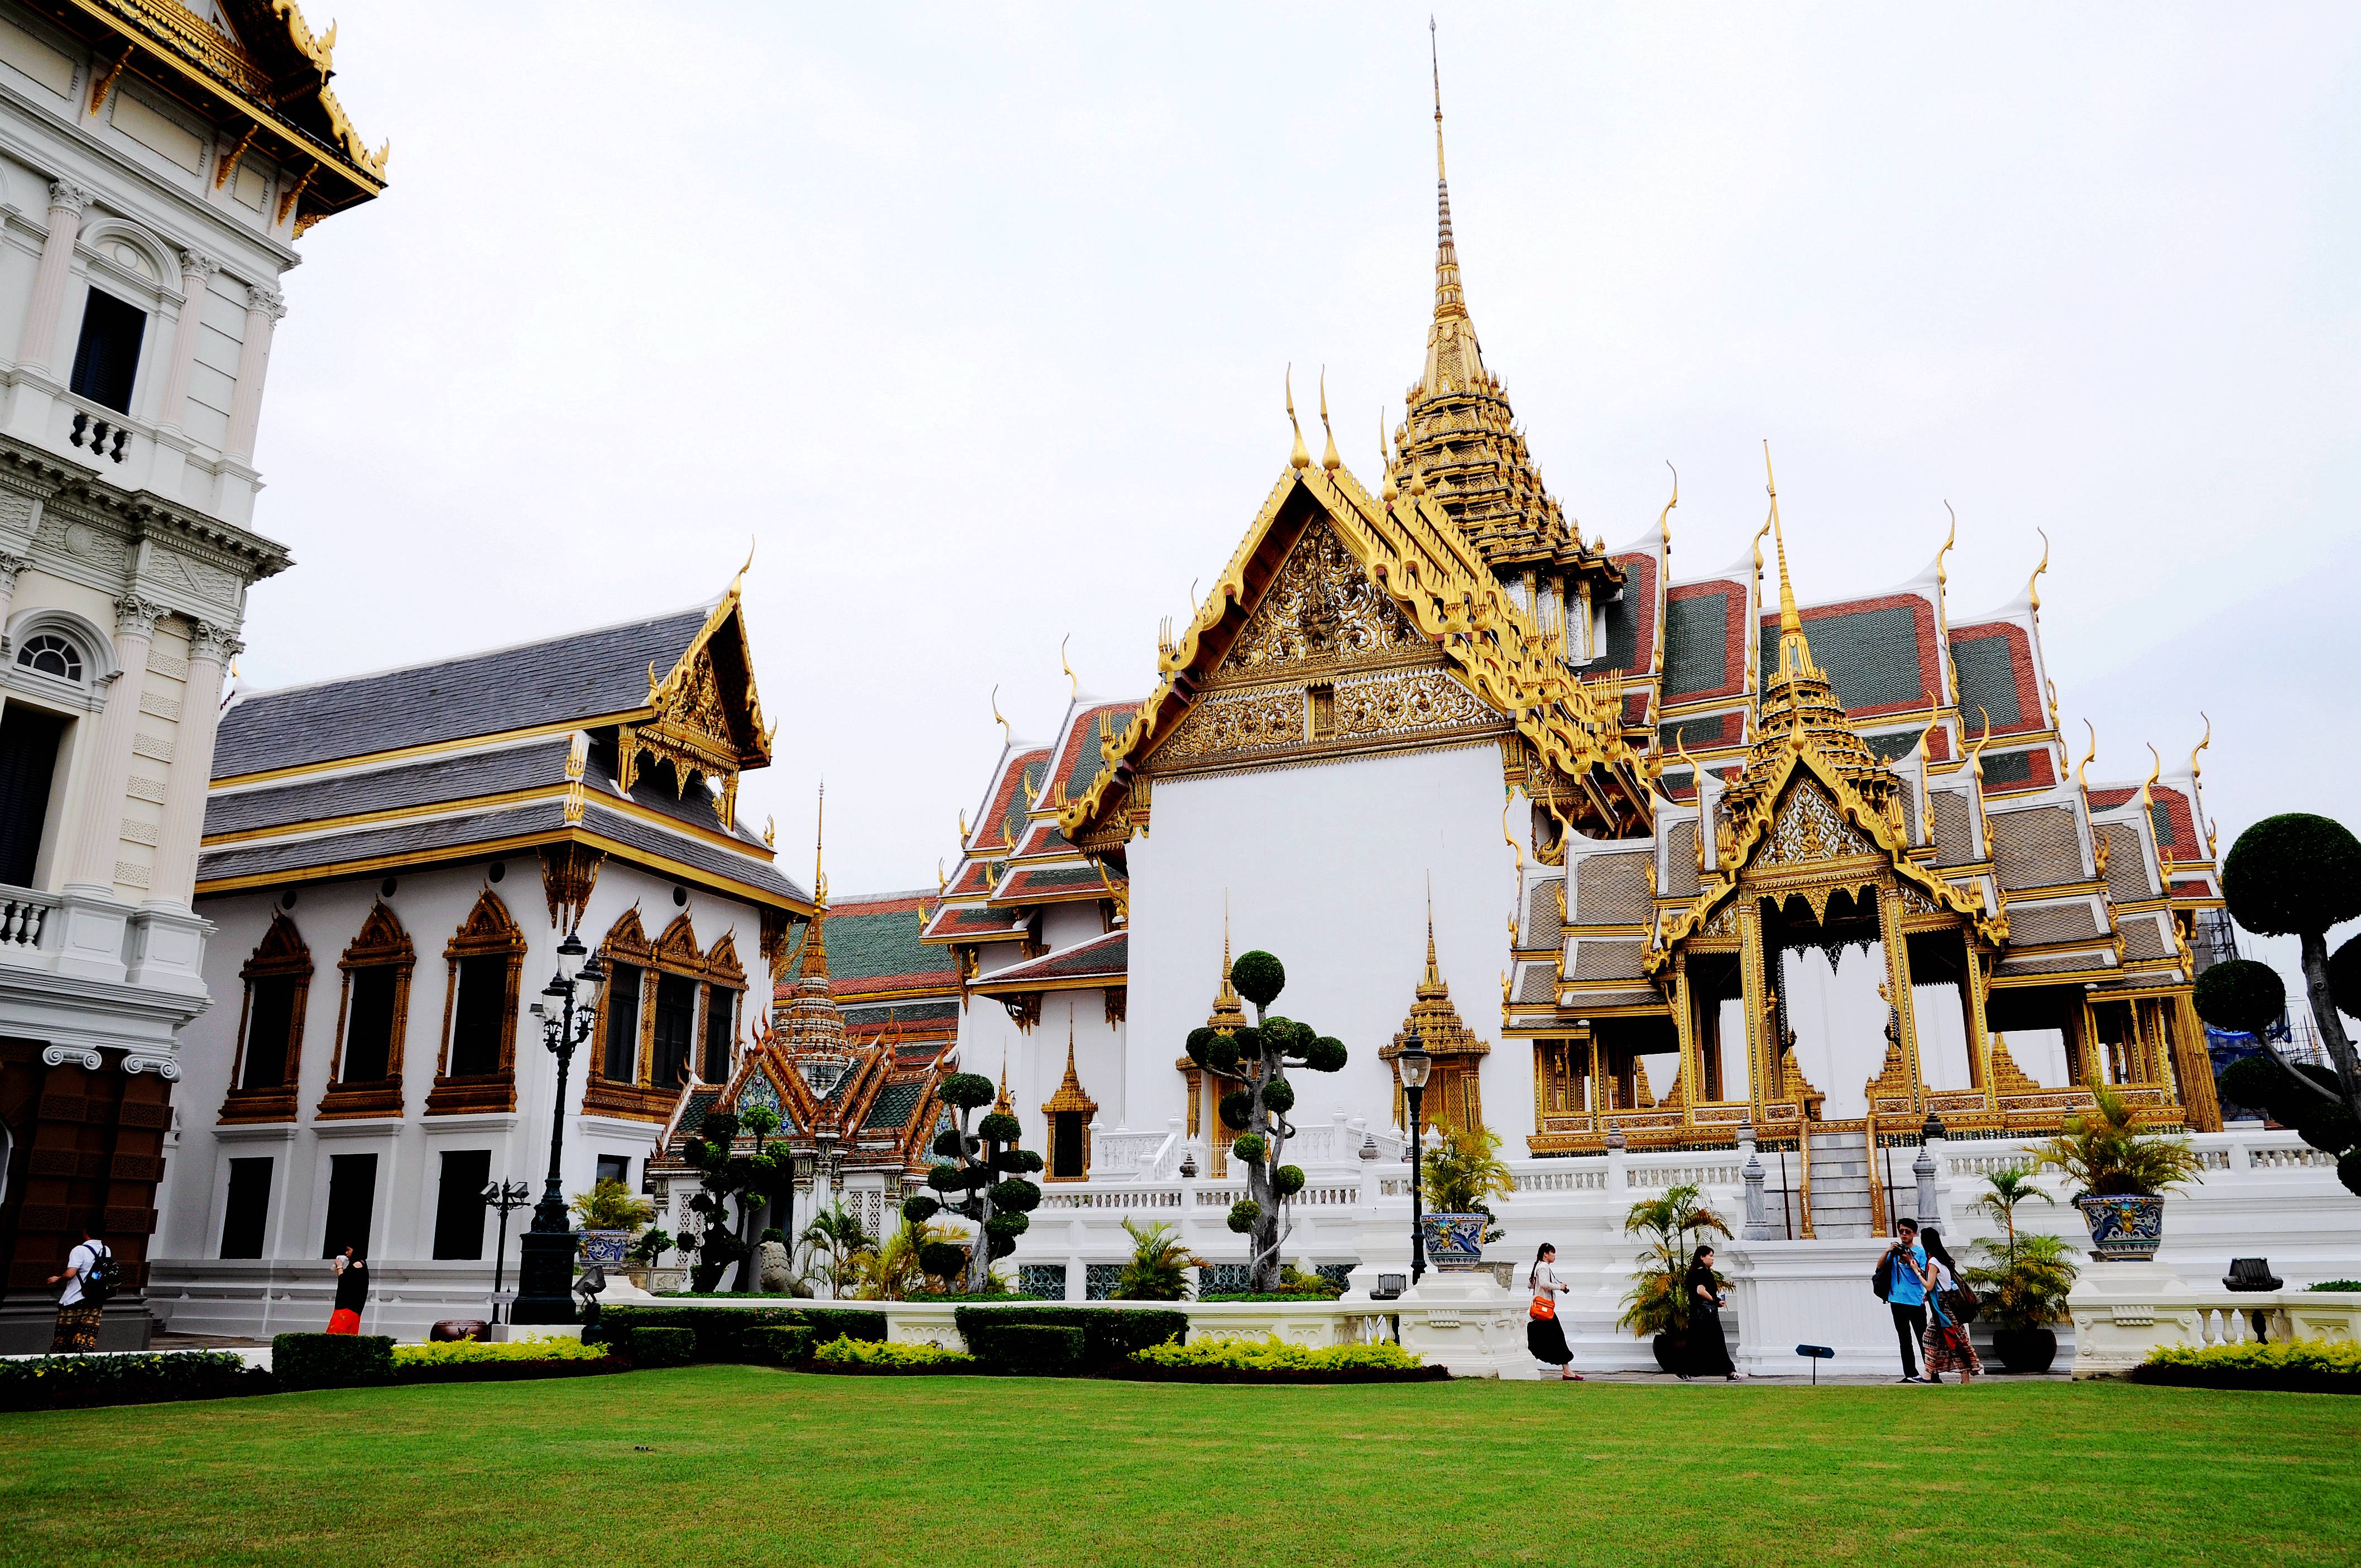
(1587, 1034, 1604, 1118)
(1877, 882, 1925, 1115)
(2171, 991, 2222, 1131)
(1671, 955, 1698, 1130)
(1738, 899, 1769, 1126)
(1965, 936, 1998, 1116)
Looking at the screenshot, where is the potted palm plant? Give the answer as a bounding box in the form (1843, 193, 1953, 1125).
(1617, 1183, 1730, 1372)
(1114, 1219, 1205, 1300)
(1421, 1123, 1515, 1272)
(1957, 1166, 2080, 1373)
(2033, 1086, 2204, 1261)
(569, 1177, 656, 1276)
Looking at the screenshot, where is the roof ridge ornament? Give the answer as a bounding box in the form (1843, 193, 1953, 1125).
(1319, 367, 1341, 472)
(2190, 712, 2211, 781)
(1285, 366, 1311, 471)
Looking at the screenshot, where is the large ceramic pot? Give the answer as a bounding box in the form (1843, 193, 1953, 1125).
(1419, 1212, 1487, 1272)
(2075, 1193, 2165, 1262)
(1652, 1332, 1688, 1374)
(1990, 1327, 2058, 1374)
(578, 1229, 633, 1270)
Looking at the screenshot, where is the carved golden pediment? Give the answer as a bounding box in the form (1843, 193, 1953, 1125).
(1757, 778, 1874, 867)
(1214, 521, 1419, 679)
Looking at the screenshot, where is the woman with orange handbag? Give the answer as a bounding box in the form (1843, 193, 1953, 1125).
(1526, 1243, 1582, 1380)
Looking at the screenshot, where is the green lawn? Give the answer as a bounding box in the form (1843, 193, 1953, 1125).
(3, 1370, 2354, 1567)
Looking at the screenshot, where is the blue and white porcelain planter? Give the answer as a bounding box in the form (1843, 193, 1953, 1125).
(2075, 1194, 2165, 1262)
(1419, 1212, 1487, 1272)
(578, 1229, 634, 1269)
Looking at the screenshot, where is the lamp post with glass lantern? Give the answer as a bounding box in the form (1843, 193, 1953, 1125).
(512, 928, 605, 1324)
(1399, 1032, 1431, 1286)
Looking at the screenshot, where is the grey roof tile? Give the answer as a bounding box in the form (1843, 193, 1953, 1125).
(204, 740, 574, 838)
(213, 603, 714, 778)
(198, 800, 567, 884)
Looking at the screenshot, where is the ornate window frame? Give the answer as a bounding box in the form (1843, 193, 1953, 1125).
(318, 902, 414, 1120)
(424, 890, 525, 1116)
(4, 608, 118, 713)
(219, 912, 310, 1124)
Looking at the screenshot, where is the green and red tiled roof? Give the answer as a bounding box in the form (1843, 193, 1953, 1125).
(1661, 579, 1749, 702)
(989, 864, 1110, 906)
(976, 930, 1128, 986)
(924, 905, 1026, 941)
(1600, 550, 1659, 675)
(968, 749, 1053, 852)
(1757, 592, 1941, 722)
(1047, 701, 1142, 805)
(1948, 620, 2044, 738)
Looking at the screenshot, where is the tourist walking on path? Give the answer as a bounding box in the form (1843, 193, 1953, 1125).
(44, 1227, 111, 1353)
(1913, 1227, 1981, 1385)
(1526, 1243, 1584, 1380)
(1877, 1217, 1929, 1382)
(327, 1246, 369, 1335)
(1681, 1244, 1739, 1381)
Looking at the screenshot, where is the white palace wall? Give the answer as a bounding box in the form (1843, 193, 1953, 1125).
(1126, 742, 1522, 1139)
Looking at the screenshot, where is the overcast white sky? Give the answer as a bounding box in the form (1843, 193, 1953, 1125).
(247, 4, 2357, 930)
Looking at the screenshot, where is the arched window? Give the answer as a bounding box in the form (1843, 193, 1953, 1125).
(425, 890, 525, 1116)
(319, 903, 414, 1119)
(219, 913, 310, 1124)
(14, 633, 81, 682)
(580, 907, 746, 1123)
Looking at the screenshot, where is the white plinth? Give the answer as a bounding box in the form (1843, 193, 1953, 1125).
(2066, 1259, 2189, 1378)
(1395, 1270, 1538, 1380)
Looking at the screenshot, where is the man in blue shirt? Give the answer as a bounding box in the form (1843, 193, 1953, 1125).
(1882, 1218, 1929, 1382)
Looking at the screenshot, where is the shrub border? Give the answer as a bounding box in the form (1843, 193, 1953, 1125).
(1116, 1363, 1450, 1385)
(2130, 1364, 2359, 1396)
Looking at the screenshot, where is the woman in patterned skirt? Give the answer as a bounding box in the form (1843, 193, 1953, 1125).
(1915, 1227, 1981, 1384)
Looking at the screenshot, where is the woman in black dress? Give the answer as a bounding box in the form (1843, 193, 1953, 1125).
(1681, 1244, 1738, 1381)
(1525, 1243, 1583, 1380)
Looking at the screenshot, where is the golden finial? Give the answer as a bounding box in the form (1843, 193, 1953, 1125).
(729, 535, 756, 597)
(1501, 794, 1523, 874)
(2028, 528, 2050, 614)
(1380, 409, 1399, 504)
(1431, 15, 1447, 183)
(1319, 367, 1341, 472)
(1659, 461, 1678, 549)
(990, 685, 1012, 747)
(1285, 365, 1311, 471)
(1936, 502, 1956, 587)
(762, 814, 775, 848)
(1060, 634, 1078, 703)
(1422, 875, 1445, 989)
(2189, 712, 2211, 781)
(935, 858, 946, 896)
(2139, 743, 2162, 811)
(1967, 706, 1992, 776)
(1765, 441, 1800, 637)
(813, 781, 827, 904)
(2075, 719, 2096, 794)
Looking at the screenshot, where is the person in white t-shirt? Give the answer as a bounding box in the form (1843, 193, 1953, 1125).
(45, 1226, 108, 1353)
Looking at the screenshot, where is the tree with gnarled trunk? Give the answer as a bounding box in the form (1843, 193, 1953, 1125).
(1184, 949, 1349, 1293)
(899, 1072, 1042, 1293)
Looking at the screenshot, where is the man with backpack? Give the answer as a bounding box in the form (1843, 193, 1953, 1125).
(1873, 1216, 1929, 1383)
(45, 1225, 114, 1354)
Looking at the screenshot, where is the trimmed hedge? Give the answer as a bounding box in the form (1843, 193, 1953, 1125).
(594, 1305, 887, 1363)
(968, 1322, 1083, 1376)
(743, 1326, 813, 1367)
(810, 1336, 976, 1374)
(273, 1333, 394, 1392)
(1122, 1361, 1451, 1385)
(2136, 1337, 2361, 1394)
(628, 1327, 697, 1367)
(952, 1306, 1188, 1374)
(0, 1351, 267, 1412)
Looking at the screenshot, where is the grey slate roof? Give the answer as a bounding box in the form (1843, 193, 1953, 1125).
(204, 739, 575, 838)
(213, 603, 715, 778)
(577, 805, 808, 903)
(197, 801, 566, 884)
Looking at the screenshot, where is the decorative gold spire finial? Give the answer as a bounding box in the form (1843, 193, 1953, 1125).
(1380, 409, 1398, 503)
(1318, 367, 1341, 472)
(2075, 719, 2096, 795)
(1422, 875, 1444, 991)
(798, 783, 830, 979)
(1285, 365, 1311, 471)
(1431, 15, 1446, 183)
(1967, 706, 1993, 776)
(1060, 634, 1078, 703)
(728, 536, 756, 598)
(990, 685, 1012, 747)
(1936, 503, 1956, 587)
(1765, 441, 1799, 637)
(2139, 743, 2162, 811)
(762, 814, 775, 848)
(2190, 712, 2211, 781)
(2028, 528, 2050, 614)
(1660, 461, 1678, 548)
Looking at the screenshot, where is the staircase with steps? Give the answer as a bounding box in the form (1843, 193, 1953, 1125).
(1805, 1128, 1876, 1238)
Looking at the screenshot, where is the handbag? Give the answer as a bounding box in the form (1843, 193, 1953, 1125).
(1529, 1294, 1556, 1321)
(1944, 1283, 1980, 1324)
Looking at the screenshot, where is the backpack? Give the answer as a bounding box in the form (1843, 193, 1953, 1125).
(1871, 1249, 1895, 1302)
(78, 1240, 117, 1310)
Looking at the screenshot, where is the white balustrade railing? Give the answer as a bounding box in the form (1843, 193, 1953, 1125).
(0, 885, 55, 952)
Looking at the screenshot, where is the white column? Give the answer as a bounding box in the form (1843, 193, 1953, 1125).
(16, 181, 94, 376)
(0, 550, 28, 656)
(61, 594, 158, 895)
(152, 251, 219, 435)
(144, 619, 235, 910)
(221, 284, 284, 463)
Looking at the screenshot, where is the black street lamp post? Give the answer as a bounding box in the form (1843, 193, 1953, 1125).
(513, 928, 604, 1325)
(1400, 1033, 1431, 1286)
(482, 1178, 531, 1321)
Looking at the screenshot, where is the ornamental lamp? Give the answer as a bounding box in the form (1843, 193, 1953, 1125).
(555, 927, 588, 984)
(1398, 1037, 1432, 1091)
(577, 948, 607, 990)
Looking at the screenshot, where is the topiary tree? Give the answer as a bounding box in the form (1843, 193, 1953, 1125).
(898, 1072, 1042, 1294)
(2214, 814, 2361, 1195)
(679, 1104, 797, 1291)
(1183, 948, 1349, 1292)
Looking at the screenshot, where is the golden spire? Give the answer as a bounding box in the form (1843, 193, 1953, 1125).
(990, 685, 1012, 747)
(2139, 742, 2162, 812)
(1427, 17, 1467, 330)
(2028, 528, 2050, 615)
(1286, 365, 1311, 471)
(1319, 367, 1341, 472)
(798, 783, 829, 979)
(1207, 893, 1246, 1030)
(2190, 712, 2211, 781)
(1060, 634, 1078, 703)
(995, 1052, 1012, 1115)
(1766, 441, 1801, 638)
(1420, 880, 1446, 997)
(1380, 408, 1398, 503)
(2075, 719, 2097, 795)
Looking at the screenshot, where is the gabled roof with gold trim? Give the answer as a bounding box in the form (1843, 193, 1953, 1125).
(50, 0, 387, 229)
(1060, 458, 1649, 850)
